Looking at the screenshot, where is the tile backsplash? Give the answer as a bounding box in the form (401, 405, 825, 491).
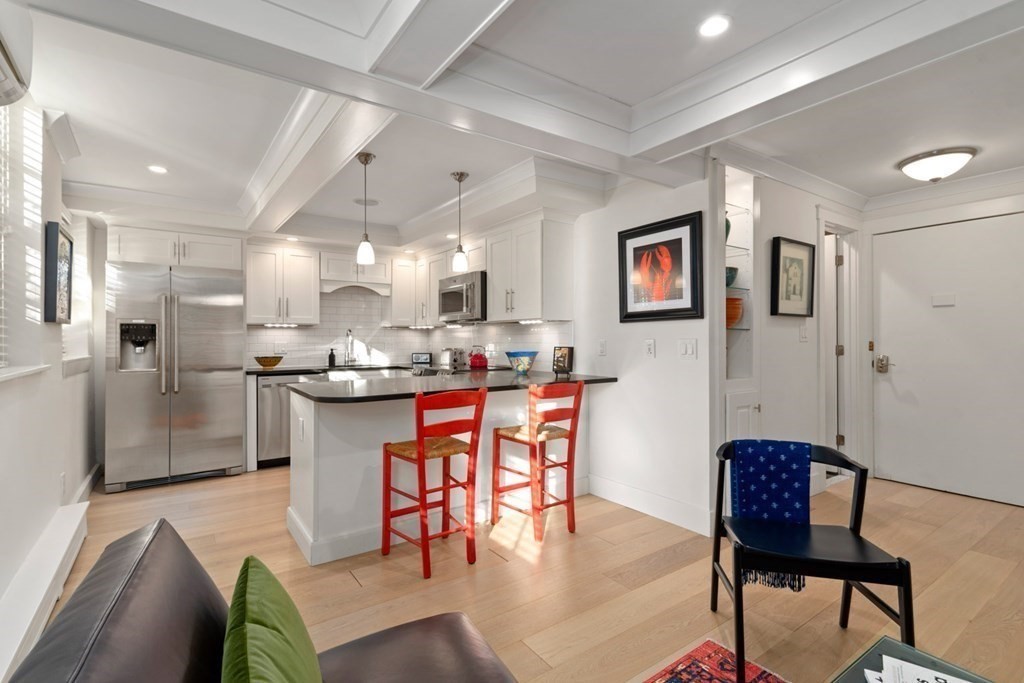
(246, 287, 573, 370)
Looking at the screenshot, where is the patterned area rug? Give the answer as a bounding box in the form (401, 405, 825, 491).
(644, 640, 790, 683)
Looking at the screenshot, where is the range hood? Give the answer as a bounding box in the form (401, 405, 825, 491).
(320, 279, 391, 297)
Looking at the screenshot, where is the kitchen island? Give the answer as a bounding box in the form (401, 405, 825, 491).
(285, 371, 616, 565)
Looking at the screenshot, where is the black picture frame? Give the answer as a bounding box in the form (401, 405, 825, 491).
(44, 220, 73, 324)
(770, 236, 815, 317)
(552, 346, 574, 375)
(618, 212, 703, 323)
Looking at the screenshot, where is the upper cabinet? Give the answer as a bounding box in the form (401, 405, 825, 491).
(414, 258, 430, 326)
(108, 226, 242, 270)
(486, 219, 572, 322)
(444, 240, 485, 278)
(387, 258, 416, 327)
(321, 251, 391, 285)
(246, 245, 320, 325)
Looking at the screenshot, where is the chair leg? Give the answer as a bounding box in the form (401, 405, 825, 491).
(732, 543, 746, 683)
(416, 458, 431, 579)
(441, 457, 451, 536)
(709, 529, 721, 612)
(490, 431, 501, 525)
(529, 444, 544, 542)
(839, 580, 853, 628)
(465, 451, 477, 565)
(381, 446, 392, 556)
(565, 439, 576, 534)
(898, 558, 915, 647)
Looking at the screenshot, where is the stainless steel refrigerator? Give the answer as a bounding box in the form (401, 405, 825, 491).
(105, 263, 244, 492)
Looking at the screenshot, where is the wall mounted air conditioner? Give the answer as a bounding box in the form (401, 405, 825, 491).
(0, 0, 32, 106)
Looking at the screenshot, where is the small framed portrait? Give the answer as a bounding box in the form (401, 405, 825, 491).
(44, 220, 73, 324)
(770, 236, 815, 317)
(618, 212, 703, 323)
(552, 346, 574, 374)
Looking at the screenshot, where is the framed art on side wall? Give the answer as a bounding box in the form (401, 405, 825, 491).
(44, 220, 73, 324)
(770, 236, 815, 317)
(618, 212, 703, 323)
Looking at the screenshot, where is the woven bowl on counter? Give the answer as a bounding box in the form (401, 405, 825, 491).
(254, 355, 285, 369)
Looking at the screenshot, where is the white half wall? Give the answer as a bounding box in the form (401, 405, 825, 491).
(573, 179, 713, 534)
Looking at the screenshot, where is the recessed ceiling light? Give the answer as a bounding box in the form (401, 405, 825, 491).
(147, 165, 168, 174)
(699, 15, 730, 37)
(897, 147, 977, 183)
(286, 237, 299, 242)
(353, 197, 381, 207)
(403, 249, 415, 254)
(445, 233, 458, 239)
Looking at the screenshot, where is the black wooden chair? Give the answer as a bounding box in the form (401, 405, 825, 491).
(710, 442, 914, 683)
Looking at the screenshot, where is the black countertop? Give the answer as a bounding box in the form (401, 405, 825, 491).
(286, 371, 617, 403)
(246, 364, 410, 376)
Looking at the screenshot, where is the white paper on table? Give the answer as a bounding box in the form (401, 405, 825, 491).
(864, 669, 883, 683)
(881, 655, 971, 683)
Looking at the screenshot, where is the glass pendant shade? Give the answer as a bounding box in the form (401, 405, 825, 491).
(451, 247, 469, 273)
(356, 237, 375, 265)
(898, 147, 976, 183)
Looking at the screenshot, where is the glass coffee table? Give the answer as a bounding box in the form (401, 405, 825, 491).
(831, 636, 992, 682)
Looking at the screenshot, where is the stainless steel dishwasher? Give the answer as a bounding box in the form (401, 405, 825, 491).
(256, 374, 305, 466)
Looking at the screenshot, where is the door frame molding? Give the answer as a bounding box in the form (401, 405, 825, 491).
(816, 206, 865, 474)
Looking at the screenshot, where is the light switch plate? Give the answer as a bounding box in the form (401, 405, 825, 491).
(799, 324, 808, 343)
(598, 339, 607, 356)
(274, 343, 287, 354)
(678, 338, 697, 359)
(644, 338, 656, 357)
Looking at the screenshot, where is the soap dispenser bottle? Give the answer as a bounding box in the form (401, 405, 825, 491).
(328, 348, 336, 368)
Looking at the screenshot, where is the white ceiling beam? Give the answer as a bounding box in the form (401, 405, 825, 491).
(246, 99, 397, 233)
(27, 0, 700, 188)
(369, 0, 513, 88)
(632, 0, 1024, 162)
(279, 211, 400, 246)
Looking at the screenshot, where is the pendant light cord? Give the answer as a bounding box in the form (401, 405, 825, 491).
(363, 159, 368, 240)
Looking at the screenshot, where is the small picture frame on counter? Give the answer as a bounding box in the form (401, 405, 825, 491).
(553, 346, 574, 377)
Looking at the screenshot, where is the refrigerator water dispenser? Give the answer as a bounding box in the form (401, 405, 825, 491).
(117, 321, 158, 372)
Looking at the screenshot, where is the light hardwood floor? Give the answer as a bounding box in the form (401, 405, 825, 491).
(59, 469, 1024, 682)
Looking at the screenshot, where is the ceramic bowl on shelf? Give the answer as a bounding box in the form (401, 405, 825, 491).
(254, 355, 285, 369)
(725, 266, 739, 287)
(505, 351, 538, 375)
(725, 297, 744, 329)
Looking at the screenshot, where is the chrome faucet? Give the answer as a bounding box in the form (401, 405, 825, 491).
(344, 329, 355, 365)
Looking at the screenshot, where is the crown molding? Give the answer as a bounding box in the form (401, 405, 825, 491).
(863, 165, 1024, 217)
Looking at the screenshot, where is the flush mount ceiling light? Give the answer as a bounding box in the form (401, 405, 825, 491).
(147, 164, 168, 174)
(355, 151, 376, 265)
(897, 147, 977, 183)
(699, 15, 730, 37)
(450, 171, 469, 273)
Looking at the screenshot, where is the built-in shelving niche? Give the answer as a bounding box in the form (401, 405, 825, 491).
(725, 171, 755, 380)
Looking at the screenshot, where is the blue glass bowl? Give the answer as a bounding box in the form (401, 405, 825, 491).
(506, 351, 538, 375)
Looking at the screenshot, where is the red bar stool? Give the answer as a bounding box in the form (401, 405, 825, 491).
(382, 388, 487, 579)
(491, 381, 584, 542)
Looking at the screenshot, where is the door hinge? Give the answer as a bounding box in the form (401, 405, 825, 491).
(835, 254, 844, 266)
(836, 434, 846, 447)
(868, 340, 874, 351)
(835, 344, 845, 356)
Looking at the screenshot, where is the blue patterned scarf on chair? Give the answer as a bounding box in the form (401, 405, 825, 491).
(731, 439, 812, 591)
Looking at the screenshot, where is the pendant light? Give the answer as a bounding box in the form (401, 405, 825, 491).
(356, 152, 376, 265)
(450, 171, 469, 273)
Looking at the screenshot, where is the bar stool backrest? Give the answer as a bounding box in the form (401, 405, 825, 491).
(415, 388, 488, 454)
(528, 381, 584, 441)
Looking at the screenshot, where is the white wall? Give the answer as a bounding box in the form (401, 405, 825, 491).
(0, 95, 95, 602)
(573, 179, 713, 533)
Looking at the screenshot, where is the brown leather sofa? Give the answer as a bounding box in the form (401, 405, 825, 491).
(10, 518, 516, 682)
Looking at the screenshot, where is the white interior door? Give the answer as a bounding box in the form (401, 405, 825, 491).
(873, 213, 1024, 505)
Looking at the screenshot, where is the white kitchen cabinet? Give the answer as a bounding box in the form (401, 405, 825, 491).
(246, 245, 320, 325)
(388, 259, 416, 327)
(427, 253, 445, 326)
(485, 219, 572, 322)
(108, 226, 241, 269)
(414, 258, 430, 325)
(321, 251, 391, 285)
(444, 240, 485, 277)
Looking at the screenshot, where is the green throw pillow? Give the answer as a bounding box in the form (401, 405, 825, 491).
(223, 556, 322, 683)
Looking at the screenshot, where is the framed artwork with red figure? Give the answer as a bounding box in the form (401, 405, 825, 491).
(618, 212, 703, 322)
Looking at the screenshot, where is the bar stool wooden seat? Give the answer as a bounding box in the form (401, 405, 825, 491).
(382, 388, 487, 579)
(490, 381, 584, 542)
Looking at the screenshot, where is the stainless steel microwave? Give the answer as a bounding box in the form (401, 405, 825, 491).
(439, 271, 487, 322)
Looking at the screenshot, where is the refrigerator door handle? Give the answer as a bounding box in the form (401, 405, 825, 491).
(173, 294, 180, 393)
(160, 294, 168, 395)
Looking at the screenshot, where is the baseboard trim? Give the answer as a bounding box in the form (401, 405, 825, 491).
(0, 502, 89, 682)
(588, 474, 711, 536)
(72, 463, 101, 504)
